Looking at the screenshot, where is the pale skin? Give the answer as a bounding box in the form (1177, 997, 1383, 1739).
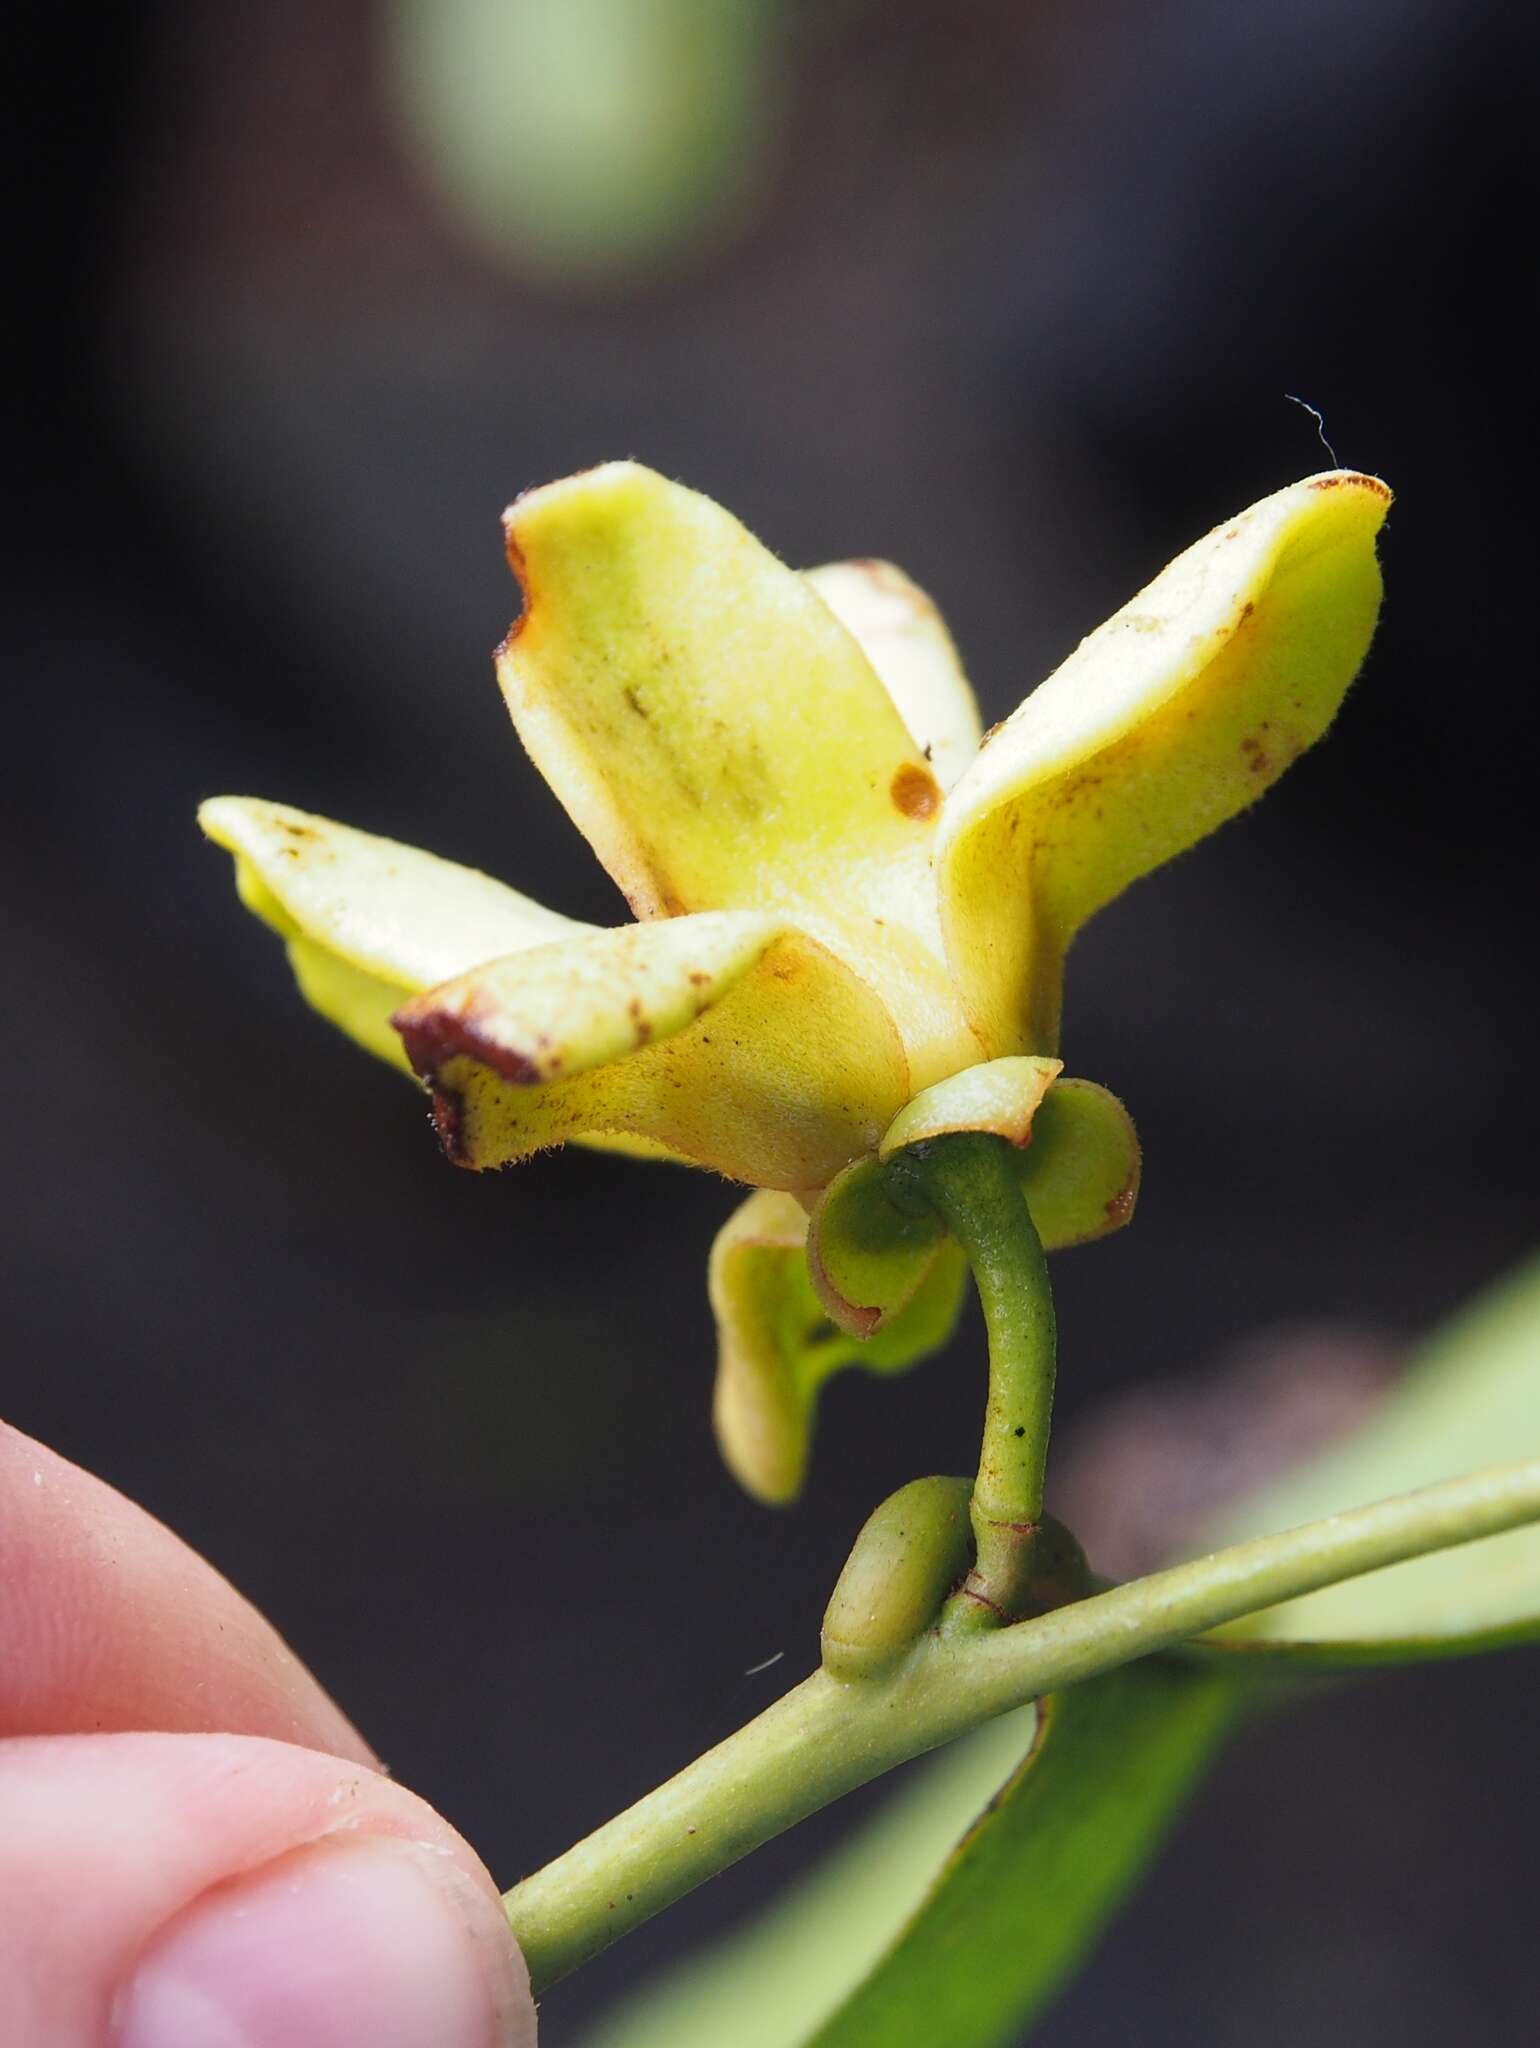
(0, 1421, 535, 2048)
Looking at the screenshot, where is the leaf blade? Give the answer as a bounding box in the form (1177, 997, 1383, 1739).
(809, 1661, 1233, 2048)
(1196, 1253, 1540, 1661)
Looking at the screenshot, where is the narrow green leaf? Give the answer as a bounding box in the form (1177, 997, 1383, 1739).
(809, 1662, 1233, 2048)
(1195, 1252, 1540, 1662)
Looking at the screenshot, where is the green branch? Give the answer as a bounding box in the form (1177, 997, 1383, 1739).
(505, 1455, 1540, 1991)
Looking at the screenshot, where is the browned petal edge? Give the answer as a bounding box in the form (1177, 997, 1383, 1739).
(1308, 472, 1392, 499)
(391, 1000, 543, 1088)
(804, 1218, 882, 1339)
(856, 558, 939, 612)
(392, 1000, 545, 1169)
(427, 1082, 468, 1165)
(498, 464, 620, 656)
(494, 511, 531, 657)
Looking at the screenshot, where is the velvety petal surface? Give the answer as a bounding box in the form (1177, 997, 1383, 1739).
(199, 796, 583, 1074)
(496, 462, 981, 1085)
(878, 1056, 1062, 1158)
(393, 912, 909, 1189)
(936, 472, 1391, 1054)
(804, 559, 982, 791)
(709, 1191, 966, 1504)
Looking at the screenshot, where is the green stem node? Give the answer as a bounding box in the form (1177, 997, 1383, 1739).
(821, 1475, 974, 1680)
(505, 1455, 1540, 1991)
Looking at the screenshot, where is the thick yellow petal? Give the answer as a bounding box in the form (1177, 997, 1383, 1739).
(878, 1055, 1063, 1159)
(936, 472, 1391, 1055)
(497, 462, 980, 1088)
(392, 911, 909, 1189)
(200, 795, 674, 1159)
(199, 796, 583, 1074)
(497, 463, 941, 920)
(709, 1191, 818, 1505)
(709, 1191, 966, 1505)
(804, 559, 982, 791)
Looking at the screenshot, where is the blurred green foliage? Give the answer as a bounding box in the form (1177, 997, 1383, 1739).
(387, 0, 782, 281)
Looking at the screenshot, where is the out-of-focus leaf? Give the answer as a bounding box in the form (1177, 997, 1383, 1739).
(576, 1664, 1232, 2048)
(1196, 1252, 1540, 1662)
(809, 1662, 1233, 2048)
(388, 0, 781, 281)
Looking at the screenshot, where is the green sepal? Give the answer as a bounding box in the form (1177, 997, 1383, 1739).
(1015, 1078, 1142, 1246)
(808, 1078, 1140, 1340)
(807, 1158, 949, 1338)
(711, 1192, 967, 1505)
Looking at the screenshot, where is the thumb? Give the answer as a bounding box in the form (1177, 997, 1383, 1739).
(0, 1731, 533, 2047)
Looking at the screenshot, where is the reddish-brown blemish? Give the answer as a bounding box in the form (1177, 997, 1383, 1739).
(393, 1003, 542, 1087)
(958, 1579, 1008, 1621)
(429, 1085, 468, 1165)
(688, 970, 710, 987)
(1104, 1182, 1136, 1228)
(1309, 473, 1391, 499)
(805, 1232, 882, 1339)
(496, 515, 533, 652)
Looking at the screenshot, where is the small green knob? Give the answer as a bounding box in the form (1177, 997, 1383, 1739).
(821, 1476, 974, 1681)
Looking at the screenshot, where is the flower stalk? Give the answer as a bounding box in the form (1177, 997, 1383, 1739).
(896, 1132, 1057, 1625)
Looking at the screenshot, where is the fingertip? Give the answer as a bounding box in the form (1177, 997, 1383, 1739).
(115, 1834, 533, 2048)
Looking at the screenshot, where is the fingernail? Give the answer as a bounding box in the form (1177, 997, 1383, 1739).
(116, 1835, 530, 2048)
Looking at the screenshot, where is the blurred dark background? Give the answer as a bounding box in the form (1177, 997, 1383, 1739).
(8, 2, 1539, 2041)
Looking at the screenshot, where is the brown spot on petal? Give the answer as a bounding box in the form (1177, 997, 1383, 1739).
(393, 1002, 542, 1087)
(890, 762, 941, 820)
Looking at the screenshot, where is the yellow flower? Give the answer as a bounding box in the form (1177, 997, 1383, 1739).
(202, 462, 1388, 1499)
